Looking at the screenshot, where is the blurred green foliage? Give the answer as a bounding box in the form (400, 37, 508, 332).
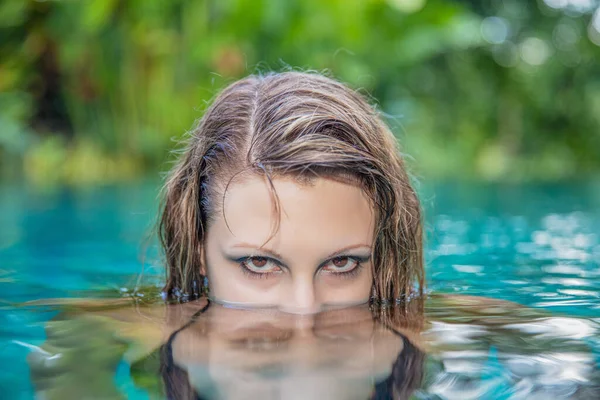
(1, 0, 599, 183)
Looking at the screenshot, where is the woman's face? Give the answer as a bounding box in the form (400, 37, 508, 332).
(203, 175, 375, 313)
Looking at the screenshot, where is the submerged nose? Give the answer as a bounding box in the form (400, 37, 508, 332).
(281, 279, 319, 314)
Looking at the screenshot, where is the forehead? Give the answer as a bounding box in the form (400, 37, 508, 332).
(211, 175, 375, 251)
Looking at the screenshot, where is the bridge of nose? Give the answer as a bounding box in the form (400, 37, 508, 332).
(277, 270, 323, 314)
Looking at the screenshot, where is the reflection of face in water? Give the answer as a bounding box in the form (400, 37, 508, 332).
(162, 303, 424, 400)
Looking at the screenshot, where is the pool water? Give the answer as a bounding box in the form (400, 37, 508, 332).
(1, 180, 599, 399)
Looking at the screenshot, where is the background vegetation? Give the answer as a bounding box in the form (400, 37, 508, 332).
(1, 0, 599, 184)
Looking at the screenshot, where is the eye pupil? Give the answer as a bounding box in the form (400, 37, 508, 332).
(251, 257, 268, 268)
(332, 257, 348, 267)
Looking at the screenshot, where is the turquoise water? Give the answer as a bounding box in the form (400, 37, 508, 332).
(1, 180, 599, 398)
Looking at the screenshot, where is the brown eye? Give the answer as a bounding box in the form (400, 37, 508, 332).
(332, 257, 349, 267)
(242, 257, 282, 275)
(322, 257, 359, 273)
(251, 257, 268, 268)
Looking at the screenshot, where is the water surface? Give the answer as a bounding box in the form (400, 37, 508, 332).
(1, 180, 599, 399)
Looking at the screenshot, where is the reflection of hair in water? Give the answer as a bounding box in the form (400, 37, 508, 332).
(370, 299, 425, 400)
(161, 302, 210, 400)
(370, 334, 424, 400)
(159, 301, 425, 400)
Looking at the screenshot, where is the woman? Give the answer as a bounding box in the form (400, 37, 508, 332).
(159, 71, 423, 311)
(154, 71, 427, 398)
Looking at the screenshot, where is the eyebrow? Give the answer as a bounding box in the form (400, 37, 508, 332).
(323, 244, 372, 259)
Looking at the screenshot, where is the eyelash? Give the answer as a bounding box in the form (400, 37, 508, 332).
(329, 261, 364, 280)
(237, 258, 279, 280)
(236, 256, 367, 280)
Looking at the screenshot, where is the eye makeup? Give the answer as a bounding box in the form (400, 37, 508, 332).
(226, 253, 372, 280)
(321, 261, 365, 280)
(237, 256, 283, 279)
(318, 254, 371, 272)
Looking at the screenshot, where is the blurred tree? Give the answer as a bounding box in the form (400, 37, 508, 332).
(0, 0, 599, 183)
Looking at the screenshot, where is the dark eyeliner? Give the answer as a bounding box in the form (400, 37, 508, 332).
(318, 254, 371, 278)
(238, 263, 274, 279)
(317, 254, 371, 270)
(226, 254, 288, 268)
(233, 255, 283, 279)
(338, 263, 364, 279)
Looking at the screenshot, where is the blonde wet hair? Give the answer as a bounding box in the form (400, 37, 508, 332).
(158, 71, 423, 302)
